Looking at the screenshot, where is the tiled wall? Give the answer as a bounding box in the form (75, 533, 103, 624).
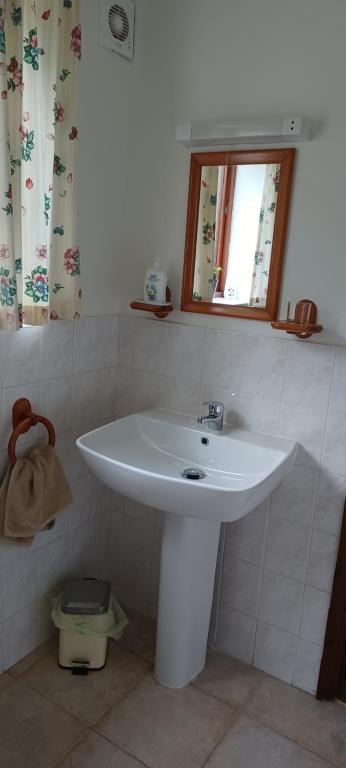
(114, 314, 346, 695)
(0, 316, 119, 670)
(1, 312, 344, 696)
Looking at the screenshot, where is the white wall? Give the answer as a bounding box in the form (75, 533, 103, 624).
(113, 0, 346, 345)
(79, 0, 136, 316)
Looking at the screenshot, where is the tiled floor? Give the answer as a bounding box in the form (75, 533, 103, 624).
(2, 612, 346, 768)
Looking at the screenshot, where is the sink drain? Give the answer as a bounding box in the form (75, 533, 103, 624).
(182, 468, 206, 480)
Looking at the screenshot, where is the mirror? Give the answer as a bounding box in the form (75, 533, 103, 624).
(181, 149, 295, 320)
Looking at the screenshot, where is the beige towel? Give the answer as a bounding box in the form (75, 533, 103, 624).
(0, 444, 72, 546)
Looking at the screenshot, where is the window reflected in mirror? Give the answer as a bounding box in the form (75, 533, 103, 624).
(182, 149, 295, 320)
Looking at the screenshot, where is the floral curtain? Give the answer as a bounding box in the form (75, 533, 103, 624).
(249, 163, 280, 307)
(0, 0, 81, 330)
(192, 166, 219, 302)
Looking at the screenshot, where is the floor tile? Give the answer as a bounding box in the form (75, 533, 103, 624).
(8, 635, 57, 677)
(23, 640, 151, 726)
(0, 672, 14, 691)
(246, 676, 346, 765)
(0, 678, 86, 768)
(192, 650, 263, 708)
(57, 731, 144, 767)
(98, 674, 235, 768)
(205, 714, 336, 768)
(118, 608, 156, 661)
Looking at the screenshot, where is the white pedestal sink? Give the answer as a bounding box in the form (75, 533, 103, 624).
(77, 409, 297, 688)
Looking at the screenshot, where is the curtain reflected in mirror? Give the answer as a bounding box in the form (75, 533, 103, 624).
(193, 163, 281, 307)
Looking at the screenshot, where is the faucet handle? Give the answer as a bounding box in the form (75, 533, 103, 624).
(202, 401, 224, 415)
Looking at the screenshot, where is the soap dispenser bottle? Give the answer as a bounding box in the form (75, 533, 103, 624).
(144, 259, 167, 304)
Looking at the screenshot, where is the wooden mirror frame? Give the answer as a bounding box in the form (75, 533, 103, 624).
(181, 148, 295, 321)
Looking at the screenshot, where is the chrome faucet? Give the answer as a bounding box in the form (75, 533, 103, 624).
(197, 401, 224, 431)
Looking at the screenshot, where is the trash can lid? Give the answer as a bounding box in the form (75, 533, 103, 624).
(61, 578, 111, 615)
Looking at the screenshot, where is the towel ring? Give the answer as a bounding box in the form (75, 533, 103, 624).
(8, 397, 56, 466)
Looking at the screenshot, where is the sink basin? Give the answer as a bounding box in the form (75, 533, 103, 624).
(77, 408, 297, 689)
(77, 409, 297, 523)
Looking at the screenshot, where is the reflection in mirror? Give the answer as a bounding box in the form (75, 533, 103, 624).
(181, 149, 295, 321)
(193, 163, 281, 307)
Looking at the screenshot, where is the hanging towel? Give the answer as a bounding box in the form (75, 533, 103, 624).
(0, 444, 72, 546)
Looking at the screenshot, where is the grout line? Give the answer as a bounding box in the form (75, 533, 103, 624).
(6, 630, 345, 768)
(51, 729, 89, 768)
(294, 529, 314, 667)
(260, 496, 270, 571)
(199, 325, 209, 387)
(128, 319, 135, 371)
(212, 601, 323, 660)
(198, 658, 266, 710)
(93, 668, 154, 731)
(6, 635, 57, 678)
(209, 523, 226, 649)
(191, 665, 265, 711)
(222, 550, 331, 601)
(251, 496, 271, 652)
(239, 670, 266, 710)
(90, 729, 152, 768)
(161, 322, 169, 378)
(278, 334, 290, 402)
(311, 466, 322, 528)
(250, 500, 271, 666)
(201, 709, 240, 768)
(2, 365, 115, 391)
(17, 675, 90, 729)
(22, 654, 153, 730)
(117, 639, 156, 664)
(246, 709, 343, 768)
(172, 677, 238, 713)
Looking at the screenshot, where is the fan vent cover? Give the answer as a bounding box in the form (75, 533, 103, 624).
(108, 5, 129, 41)
(100, 0, 135, 60)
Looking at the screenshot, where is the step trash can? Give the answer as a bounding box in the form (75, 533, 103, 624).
(51, 578, 128, 674)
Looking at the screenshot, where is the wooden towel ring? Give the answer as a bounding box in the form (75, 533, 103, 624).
(8, 397, 56, 466)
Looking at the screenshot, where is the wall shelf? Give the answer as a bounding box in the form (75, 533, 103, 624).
(130, 288, 173, 319)
(271, 300, 323, 339)
(271, 320, 323, 339)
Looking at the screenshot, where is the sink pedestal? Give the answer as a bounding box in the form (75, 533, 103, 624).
(155, 512, 221, 688)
